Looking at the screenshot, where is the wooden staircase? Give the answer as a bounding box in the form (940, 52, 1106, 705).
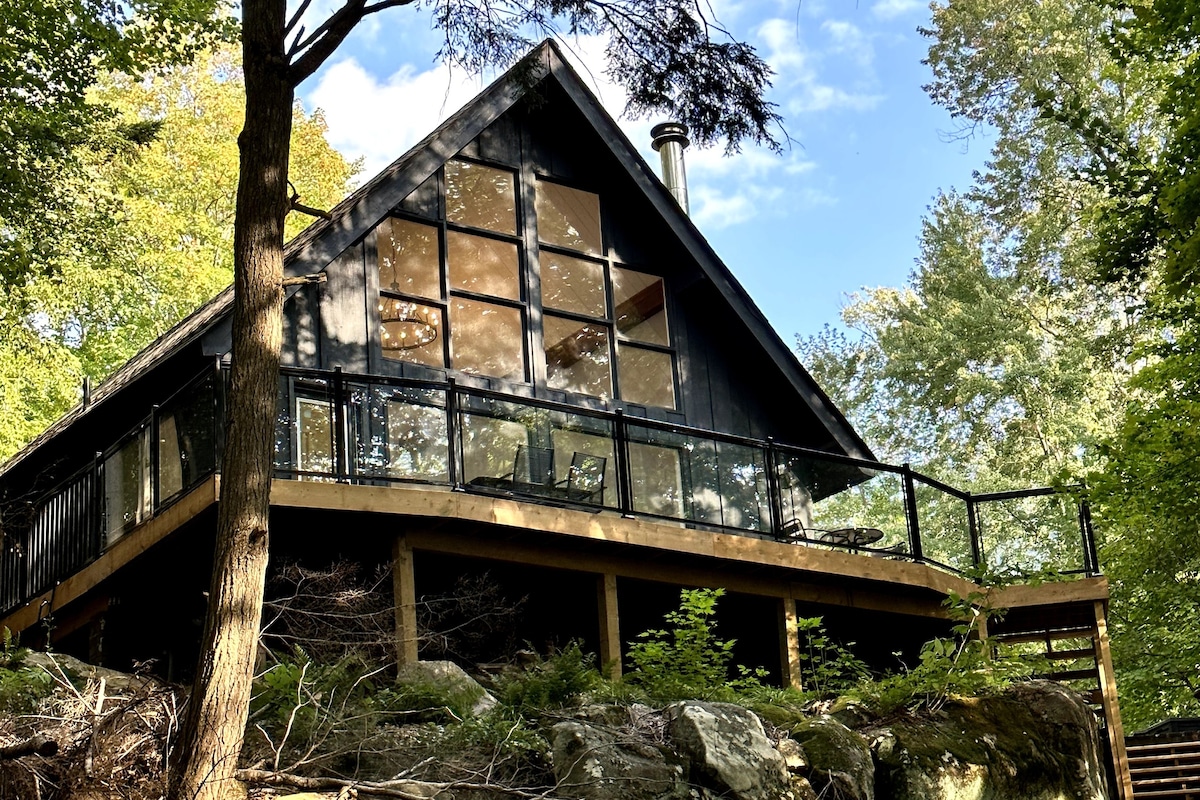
(989, 600, 1133, 800)
(1126, 732, 1200, 799)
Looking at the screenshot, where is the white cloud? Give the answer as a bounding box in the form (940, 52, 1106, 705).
(871, 0, 924, 19)
(755, 18, 884, 115)
(307, 58, 490, 176)
(821, 20, 874, 67)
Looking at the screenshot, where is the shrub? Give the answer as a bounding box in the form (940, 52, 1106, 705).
(494, 642, 602, 715)
(0, 629, 52, 713)
(625, 588, 768, 702)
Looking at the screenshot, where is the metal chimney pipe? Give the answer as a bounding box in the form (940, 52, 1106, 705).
(651, 122, 690, 215)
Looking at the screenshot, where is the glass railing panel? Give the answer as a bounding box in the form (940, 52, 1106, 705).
(457, 393, 616, 507)
(625, 423, 770, 532)
(778, 452, 909, 551)
(351, 382, 450, 484)
(103, 425, 151, 546)
(912, 478, 973, 572)
(975, 492, 1084, 575)
(156, 372, 218, 505)
(274, 376, 336, 479)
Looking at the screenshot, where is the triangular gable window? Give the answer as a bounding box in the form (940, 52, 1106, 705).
(374, 157, 677, 409)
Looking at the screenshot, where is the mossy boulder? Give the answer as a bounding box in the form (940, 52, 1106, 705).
(864, 681, 1107, 800)
(665, 701, 792, 800)
(550, 719, 689, 800)
(789, 714, 874, 800)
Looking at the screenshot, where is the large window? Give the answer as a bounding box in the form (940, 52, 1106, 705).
(538, 179, 676, 409)
(377, 160, 677, 409)
(378, 160, 526, 382)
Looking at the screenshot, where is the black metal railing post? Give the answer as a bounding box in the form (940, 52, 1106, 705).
(445, 378, 460, 490)
(613, 409, 634, 517)
(150, 405, 161, 513)
(93, 451, 104, 553)
(966, 492, 982, 570)
(213, 356, 227, 470)
(332, 366, 347, 482)
(1080, 498, 1099, 575)
(764, 437, 783, 537)
(902, 463, 923, 561)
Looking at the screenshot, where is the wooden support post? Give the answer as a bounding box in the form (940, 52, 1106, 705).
(778, 597, 803, 692)
(1093, 600, 1133, 800)
(392, 536, 419, 666)
(596, 573, 622, 680)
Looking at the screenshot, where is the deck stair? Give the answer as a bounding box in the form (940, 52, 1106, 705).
(1126, 729, 1200, 800)
(991, 624, 1103, 706)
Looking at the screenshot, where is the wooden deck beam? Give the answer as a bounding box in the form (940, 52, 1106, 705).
(392, 535, 419, 666)
(778, 598, 803, 691)
(596, 573, 621, 680)
(1093, 600, 1133, 800)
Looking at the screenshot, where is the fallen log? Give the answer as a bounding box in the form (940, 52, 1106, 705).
(0, 735, 58, 760)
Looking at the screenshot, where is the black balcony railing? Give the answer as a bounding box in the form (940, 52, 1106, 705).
(0, 363, 1102, 617)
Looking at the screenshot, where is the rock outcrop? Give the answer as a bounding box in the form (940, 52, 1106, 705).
(863, 681, 1108, 800)
(665, 701, 792, 800)
(790, 714, 876, 800)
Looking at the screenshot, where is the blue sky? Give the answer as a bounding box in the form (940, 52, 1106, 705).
(293, 0, 992, 344)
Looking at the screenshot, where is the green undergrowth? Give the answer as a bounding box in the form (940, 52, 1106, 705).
(0, 628, 54, 714)
(241, 585, 1052, 782)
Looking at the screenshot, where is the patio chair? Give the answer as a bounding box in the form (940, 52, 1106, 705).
(559, 451, 606, 503)
(505, 445, 556, 488)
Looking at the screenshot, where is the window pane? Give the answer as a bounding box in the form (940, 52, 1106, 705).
(618, 345, 676, 409)
(540, 251, 605, 317)
(451, 297, 525, 380)
(537, 181, 602, 254)
(613, 267, 668, 345)
(381, 299, 444, 367)
(447, 231, 520, 300)
(545, 315, 612, 398)
(377, 217, 440, 300)
(446, 160, 517, 235)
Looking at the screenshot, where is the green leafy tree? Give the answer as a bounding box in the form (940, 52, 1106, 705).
(0, 44, 357, 462)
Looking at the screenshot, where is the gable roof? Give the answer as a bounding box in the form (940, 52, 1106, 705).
(2, 39, 873, 477)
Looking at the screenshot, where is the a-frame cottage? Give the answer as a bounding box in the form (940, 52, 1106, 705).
(0, 41, 1133, 798)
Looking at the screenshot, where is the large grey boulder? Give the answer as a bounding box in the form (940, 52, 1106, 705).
(395, 660, 497, 716)
(550, 718, 689, 800)
(789, 714, 875, 800)
(865, 681, 1108, 800)
(665, 700, 792, 800)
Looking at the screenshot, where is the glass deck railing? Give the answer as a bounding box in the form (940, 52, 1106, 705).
(0, 364, 1102, 616)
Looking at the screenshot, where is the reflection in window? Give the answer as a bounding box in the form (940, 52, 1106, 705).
(156, 379, 218, 503)
(550, 428, 616, 506)
(545, 315, 612, 398)
(447, 231, 520, 300)
(445, 160, 517, 234)
(381, 299, 444, 367)
(385, 400, 448, 481)
(628, 441, 683, 518)
(451, 297, 525, 380)
(377, 217, 440, 300)
(104, 429, 151, 546)
(541, 252, 605, 317)
(297, 398, 334, 479)
(460, 414, 529, 484)
(613, 267, 668, 345)
(537, 181, 602, 254)
(617, 345, 676, 409)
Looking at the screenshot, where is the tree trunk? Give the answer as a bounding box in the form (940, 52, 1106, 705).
(171, 1, 293, 798)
